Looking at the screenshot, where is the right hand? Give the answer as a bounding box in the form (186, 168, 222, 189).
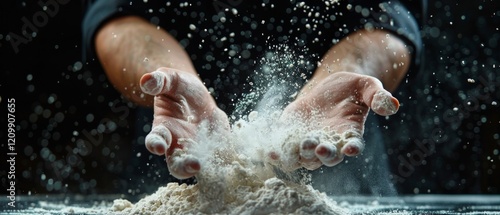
(140, 68, 230, 179)
(274, 72, 400, 171)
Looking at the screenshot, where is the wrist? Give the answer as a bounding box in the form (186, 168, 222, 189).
(308, 30, 410, 93)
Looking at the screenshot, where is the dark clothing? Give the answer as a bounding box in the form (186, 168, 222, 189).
(83, 0, 424, 111)
(82, 0, 424, 195)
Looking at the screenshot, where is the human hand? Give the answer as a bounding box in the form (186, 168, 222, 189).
(272, 72, 399, 170)
(140, 68, 230, 179)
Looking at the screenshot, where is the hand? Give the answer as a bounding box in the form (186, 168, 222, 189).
(140, 68, 230, 179)
(274, 72, 399, 170)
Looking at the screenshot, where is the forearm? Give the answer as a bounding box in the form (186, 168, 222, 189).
(95, 16, 196, 106)
(301, 29, 411, 96)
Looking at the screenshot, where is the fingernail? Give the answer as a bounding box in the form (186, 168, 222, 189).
(141, 77, 158, 94)
(342, 138, 364, 156)
(300, 138, 318, 159)
(315, 144, 336, 160)
(317, 144, 341, 166)
(390, 97, 400, 112)
(141, 71, 165, 95)
(185, 160, 200, 174)
(145, 134, 167, 155)
(342, 145, 358, 155)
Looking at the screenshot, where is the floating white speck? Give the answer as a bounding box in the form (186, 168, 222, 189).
(467, 78, 475, 83)
(248, 111, 258, 122)
(189, 24, 196, 30)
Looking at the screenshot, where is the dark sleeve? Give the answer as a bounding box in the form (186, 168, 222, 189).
(81, 0, 161, 63)
(335, 0, 425, 73)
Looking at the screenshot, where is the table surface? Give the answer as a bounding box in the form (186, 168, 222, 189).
(1, 194, 500, 214)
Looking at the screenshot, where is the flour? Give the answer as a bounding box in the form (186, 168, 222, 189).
(111, 174, 346, 215)
(111, 46, 351, 214)
(111, 177, 347, 215)
(110, 109, 349, 214)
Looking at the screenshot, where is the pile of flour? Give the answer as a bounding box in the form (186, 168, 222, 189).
(111, 173, 346, 214)
(111, 111, 348, 214)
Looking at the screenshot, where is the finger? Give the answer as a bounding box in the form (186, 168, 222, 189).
(315, 143, 343, 166)
(300, 136, 319, 159)
(299, 132, 322, 170)
(145, 125, 172, 155)
(340, 130, 365, 156)
(267, 148, 300, 172)
(359, 77, 399, 116)
(140, 69, 172, 96)
(341, 138, 365, 156)
(141, 68, 210, 112)
(167, 150, 201, 179)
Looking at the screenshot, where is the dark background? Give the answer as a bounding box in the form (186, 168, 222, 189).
(385, 0, 500, 194)
(0, 0, 498, 197)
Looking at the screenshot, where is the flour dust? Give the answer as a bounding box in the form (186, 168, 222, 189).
(111, 45, 349, 214)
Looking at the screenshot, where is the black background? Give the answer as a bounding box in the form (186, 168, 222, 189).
(0, 0, 499, 197)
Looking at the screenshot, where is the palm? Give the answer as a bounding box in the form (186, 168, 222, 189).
(140, 68, 229, 179)
(277, 72, 399, 170)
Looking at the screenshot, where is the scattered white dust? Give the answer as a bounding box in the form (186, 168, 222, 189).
(111, 110, 349, 215)
(112, 44, 352, 214)
(33, 200, 110, 214)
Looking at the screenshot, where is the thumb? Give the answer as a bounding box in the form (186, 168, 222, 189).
(365, 89, 400, 116)
(140, 68, 174, 96)
(361, 79, 400, 116)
